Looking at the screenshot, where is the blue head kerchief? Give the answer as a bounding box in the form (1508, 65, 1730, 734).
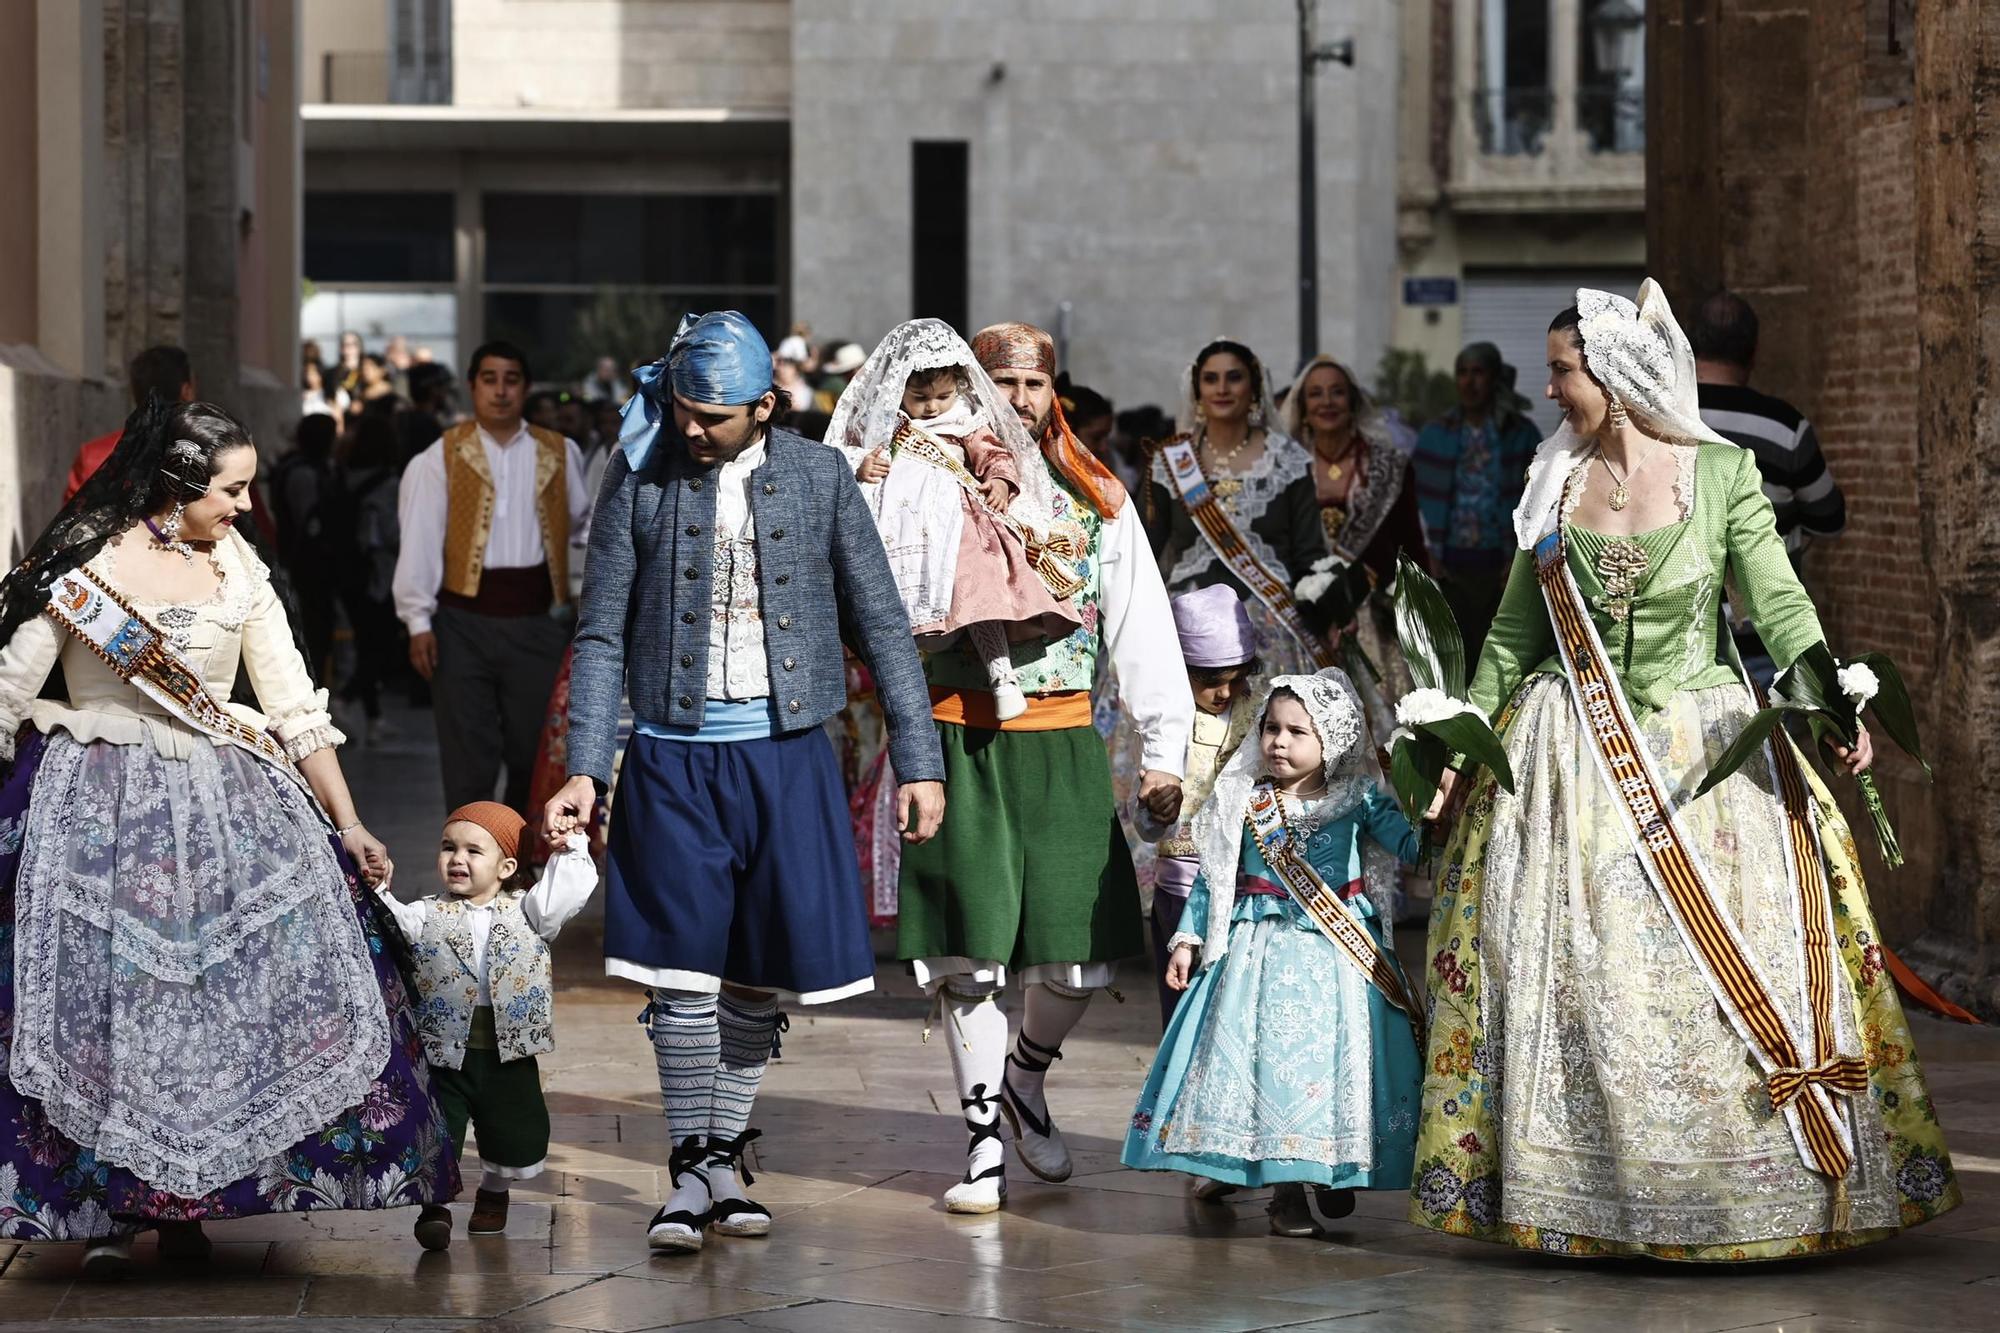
(619, 311, 775, 468)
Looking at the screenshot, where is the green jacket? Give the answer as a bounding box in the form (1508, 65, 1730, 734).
(1470, 443, 1825, 721)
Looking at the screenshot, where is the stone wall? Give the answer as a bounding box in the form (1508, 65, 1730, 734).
(1649, 0, 2000, 1014)
(450, 0, 792, 111)
(791, 0, 1401, 409)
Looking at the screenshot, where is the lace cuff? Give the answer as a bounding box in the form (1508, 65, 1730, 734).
(267, 687, 343, 760)
(1167, 932, 1203, 953)
(282, 723, 347, 762)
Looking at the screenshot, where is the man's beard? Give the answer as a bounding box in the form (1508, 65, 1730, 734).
(1029, 407, 1055, 442)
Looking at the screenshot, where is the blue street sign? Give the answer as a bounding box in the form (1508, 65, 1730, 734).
(1402, 276, 1459, 307)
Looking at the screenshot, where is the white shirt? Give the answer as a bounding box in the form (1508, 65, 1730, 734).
(1096, 498, 1197, 777)
(709, 437, 770, 700)
(375, 834, 597, 1005)
(392, 422, 594, 633)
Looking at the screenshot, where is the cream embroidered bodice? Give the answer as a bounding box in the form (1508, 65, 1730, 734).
(0, 529, 342, 762)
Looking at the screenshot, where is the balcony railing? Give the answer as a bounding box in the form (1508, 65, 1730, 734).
(1578, 84, 1646, 155)
(1472, 87, 1556, 158)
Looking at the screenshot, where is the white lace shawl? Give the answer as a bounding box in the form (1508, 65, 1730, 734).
(1513, 278, 1735, 550)
(821, 317, 1065, 536)
(1180, 668, 1400, 966)
(1151, 434, 1315, 590)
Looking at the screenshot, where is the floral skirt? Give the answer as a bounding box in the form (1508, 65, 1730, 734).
(1408, 678, 1959, 1259)
(1122, 896, 1421, 1189)
(0, 731, 457, 1240)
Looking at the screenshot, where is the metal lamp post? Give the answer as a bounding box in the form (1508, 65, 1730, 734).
(1298, 0, 1355, 371)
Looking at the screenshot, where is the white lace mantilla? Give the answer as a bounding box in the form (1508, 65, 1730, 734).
(7, 734, 389, 1198)
(1187, 668, 1398, 965)
(1155, 431, 1313, 591)
(1513, 278, 1734, 550)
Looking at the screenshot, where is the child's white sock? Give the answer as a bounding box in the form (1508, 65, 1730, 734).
(968, 621, 1018, 690)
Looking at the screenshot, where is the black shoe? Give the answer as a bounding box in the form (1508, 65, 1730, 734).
(155, 1220, 211, 1264)
(1268, 1183, 1319, 1238)
(412, 1204, 453, 1252)
(1310, 1185, 1357, 1225)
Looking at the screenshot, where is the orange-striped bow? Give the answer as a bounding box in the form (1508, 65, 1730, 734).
(1766, 1055, 1869, 1112)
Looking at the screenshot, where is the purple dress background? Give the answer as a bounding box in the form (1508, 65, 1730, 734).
(0, 731, 459, 1240)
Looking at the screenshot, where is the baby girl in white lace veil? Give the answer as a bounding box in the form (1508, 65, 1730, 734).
(824, 318, 1082, 720)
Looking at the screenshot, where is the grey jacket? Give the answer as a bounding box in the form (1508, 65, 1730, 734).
(567, 425, 944, 787)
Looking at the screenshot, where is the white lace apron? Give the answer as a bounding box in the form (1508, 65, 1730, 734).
(7, 734, 389, 1198)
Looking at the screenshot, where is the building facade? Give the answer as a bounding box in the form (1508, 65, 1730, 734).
(1650, 0, 1996, 1017)
(1392, 0, 1648, 432)
(0, 0, 300, 565)
(301, 0, 1401, 410)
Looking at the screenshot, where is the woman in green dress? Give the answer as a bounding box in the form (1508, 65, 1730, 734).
(1408, 280, 1959, 1260)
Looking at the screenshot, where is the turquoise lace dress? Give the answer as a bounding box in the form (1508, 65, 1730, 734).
(1122, 787, 1422, 1188)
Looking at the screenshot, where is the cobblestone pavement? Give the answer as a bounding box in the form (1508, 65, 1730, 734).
(2, 703, 1996, 1331)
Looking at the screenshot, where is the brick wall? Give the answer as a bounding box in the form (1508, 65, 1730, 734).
(1802, 103, 1942, 923)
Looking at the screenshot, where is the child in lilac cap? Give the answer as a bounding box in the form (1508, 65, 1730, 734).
(1142, 585, 1260, 1027)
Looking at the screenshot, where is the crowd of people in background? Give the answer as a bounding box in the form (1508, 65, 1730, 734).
(85, 298, 1844, 816)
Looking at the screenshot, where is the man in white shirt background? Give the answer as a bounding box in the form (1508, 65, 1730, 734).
(393, 341, 593, 815)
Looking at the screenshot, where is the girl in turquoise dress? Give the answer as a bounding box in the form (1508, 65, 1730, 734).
(1123, 668, 1424, 1238)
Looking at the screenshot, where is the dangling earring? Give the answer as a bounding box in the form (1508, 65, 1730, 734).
(1606, 395, 1631, 429)
(1193, 401, 1208, 425)
(1248, 404, 1266, 430)
(151, 502, 195, 562)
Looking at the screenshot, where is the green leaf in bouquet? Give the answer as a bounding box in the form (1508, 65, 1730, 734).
(1338, 633, 1381, 686)
(1392, 555, 1467, 698)
(1418, 712, 1516, 795)
(1692, 705, 1797, 799)
(1773, 642, 1842, 720)
(1851, 651, 1930, 779)
(1390, 731, 1450, 822)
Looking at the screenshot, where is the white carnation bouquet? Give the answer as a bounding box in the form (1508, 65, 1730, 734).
(1693, 642, 1928, 867)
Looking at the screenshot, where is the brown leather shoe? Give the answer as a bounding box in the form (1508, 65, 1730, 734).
(467, 1187, 510, 1235)
(413, 1203, 453, 1251)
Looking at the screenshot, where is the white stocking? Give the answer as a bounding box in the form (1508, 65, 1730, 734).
(941, 982, 1009, 1184)
(1010, 980, 1092, 1122)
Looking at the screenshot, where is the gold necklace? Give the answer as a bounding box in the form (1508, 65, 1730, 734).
(1316, 431, 1358, 484)
(1597, 441, 1660, 512)
(1204, 428, 1253, 501)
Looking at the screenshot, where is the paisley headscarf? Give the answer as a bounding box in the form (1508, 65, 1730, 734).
(970, 321, 1128, 519)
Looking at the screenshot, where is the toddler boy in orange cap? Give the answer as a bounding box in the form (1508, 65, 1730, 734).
(376, 801, 596, 1249)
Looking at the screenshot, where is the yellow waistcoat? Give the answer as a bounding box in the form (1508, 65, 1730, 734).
(440, 421, 570, 605)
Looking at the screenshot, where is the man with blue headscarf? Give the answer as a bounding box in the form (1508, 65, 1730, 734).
(544, 312, 945, 1256)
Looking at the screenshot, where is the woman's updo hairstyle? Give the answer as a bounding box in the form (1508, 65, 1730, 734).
(153, 402, 257, 507)
(1191, 338, 1264, 399)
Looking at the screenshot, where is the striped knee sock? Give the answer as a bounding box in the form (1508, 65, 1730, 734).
(646, 989, 720, 1147)
(712, 992, 780, 1145)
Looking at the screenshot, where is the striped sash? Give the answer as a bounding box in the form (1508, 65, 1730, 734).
(1532, 530, 1864, 1182)
(1157, 435, 1334, 668)
(44, 566, 315, 798)
(1244, 782, 1426, 1047)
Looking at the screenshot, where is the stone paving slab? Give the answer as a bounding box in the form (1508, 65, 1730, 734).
(2, 702, 1995, 1330)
